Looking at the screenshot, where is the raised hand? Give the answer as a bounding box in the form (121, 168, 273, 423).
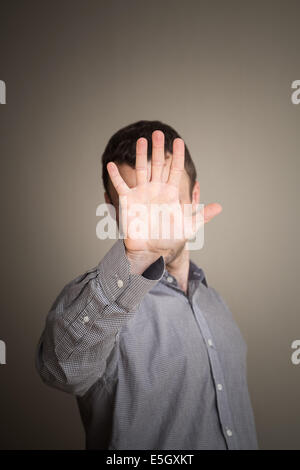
(107, 130, 222, 273)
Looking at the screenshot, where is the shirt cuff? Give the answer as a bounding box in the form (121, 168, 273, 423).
(97, 239, 165, 311)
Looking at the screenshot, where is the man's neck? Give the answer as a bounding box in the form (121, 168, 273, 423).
(166, 247, 190, 294)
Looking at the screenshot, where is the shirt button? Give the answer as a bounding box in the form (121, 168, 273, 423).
(217, 383, 223, 391)
(226, 429, 233, 437)
(167, 276, 173, 283)
(82, 315, 89, 324)
(117, 279, 124, 288)
(207, 338, 213, 347)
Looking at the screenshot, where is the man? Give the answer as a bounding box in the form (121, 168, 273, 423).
(35, 120, 258, 450)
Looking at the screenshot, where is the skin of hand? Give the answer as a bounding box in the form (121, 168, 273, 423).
(105, 130, 222, 285)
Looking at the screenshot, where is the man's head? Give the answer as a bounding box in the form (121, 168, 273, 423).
(102, 120, 199, 208)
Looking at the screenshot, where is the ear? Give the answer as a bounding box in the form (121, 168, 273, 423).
(191, 180, 200, 205)
(104, 191, 111, 205)
(104, 191, 118, 222)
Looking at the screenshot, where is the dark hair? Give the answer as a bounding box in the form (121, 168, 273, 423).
(101, 120, 197, 200)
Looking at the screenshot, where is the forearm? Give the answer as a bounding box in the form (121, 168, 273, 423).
(35, 239, 165, 396)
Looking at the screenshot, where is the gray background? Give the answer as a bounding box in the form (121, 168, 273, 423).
(0, 0, 299, 449)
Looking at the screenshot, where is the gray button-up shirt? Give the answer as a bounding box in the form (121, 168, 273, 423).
(35, 239, 258, 450)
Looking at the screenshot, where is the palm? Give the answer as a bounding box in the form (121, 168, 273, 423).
(120, 181, 182, 252)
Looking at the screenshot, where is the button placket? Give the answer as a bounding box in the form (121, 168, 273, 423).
(192, 302, 239, 450)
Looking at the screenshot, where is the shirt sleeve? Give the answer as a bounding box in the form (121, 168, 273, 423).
(35, 239, 165, 397)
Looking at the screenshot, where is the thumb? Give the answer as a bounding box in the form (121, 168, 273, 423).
(203, 203, 223, 223)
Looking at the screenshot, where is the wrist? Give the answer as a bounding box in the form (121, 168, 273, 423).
(125, 248, 161, 275)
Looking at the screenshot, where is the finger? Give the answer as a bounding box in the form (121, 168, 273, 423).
(167, 138, 185, 187)
(203, 203, 223, 223)
(184, 203, 222, 238)
(135, 137, 148, 186)
(107, 162, 130, 196)
(150, 130, 165, 182)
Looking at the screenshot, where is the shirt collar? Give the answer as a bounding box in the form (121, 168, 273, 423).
(161, 259, 207, 288)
